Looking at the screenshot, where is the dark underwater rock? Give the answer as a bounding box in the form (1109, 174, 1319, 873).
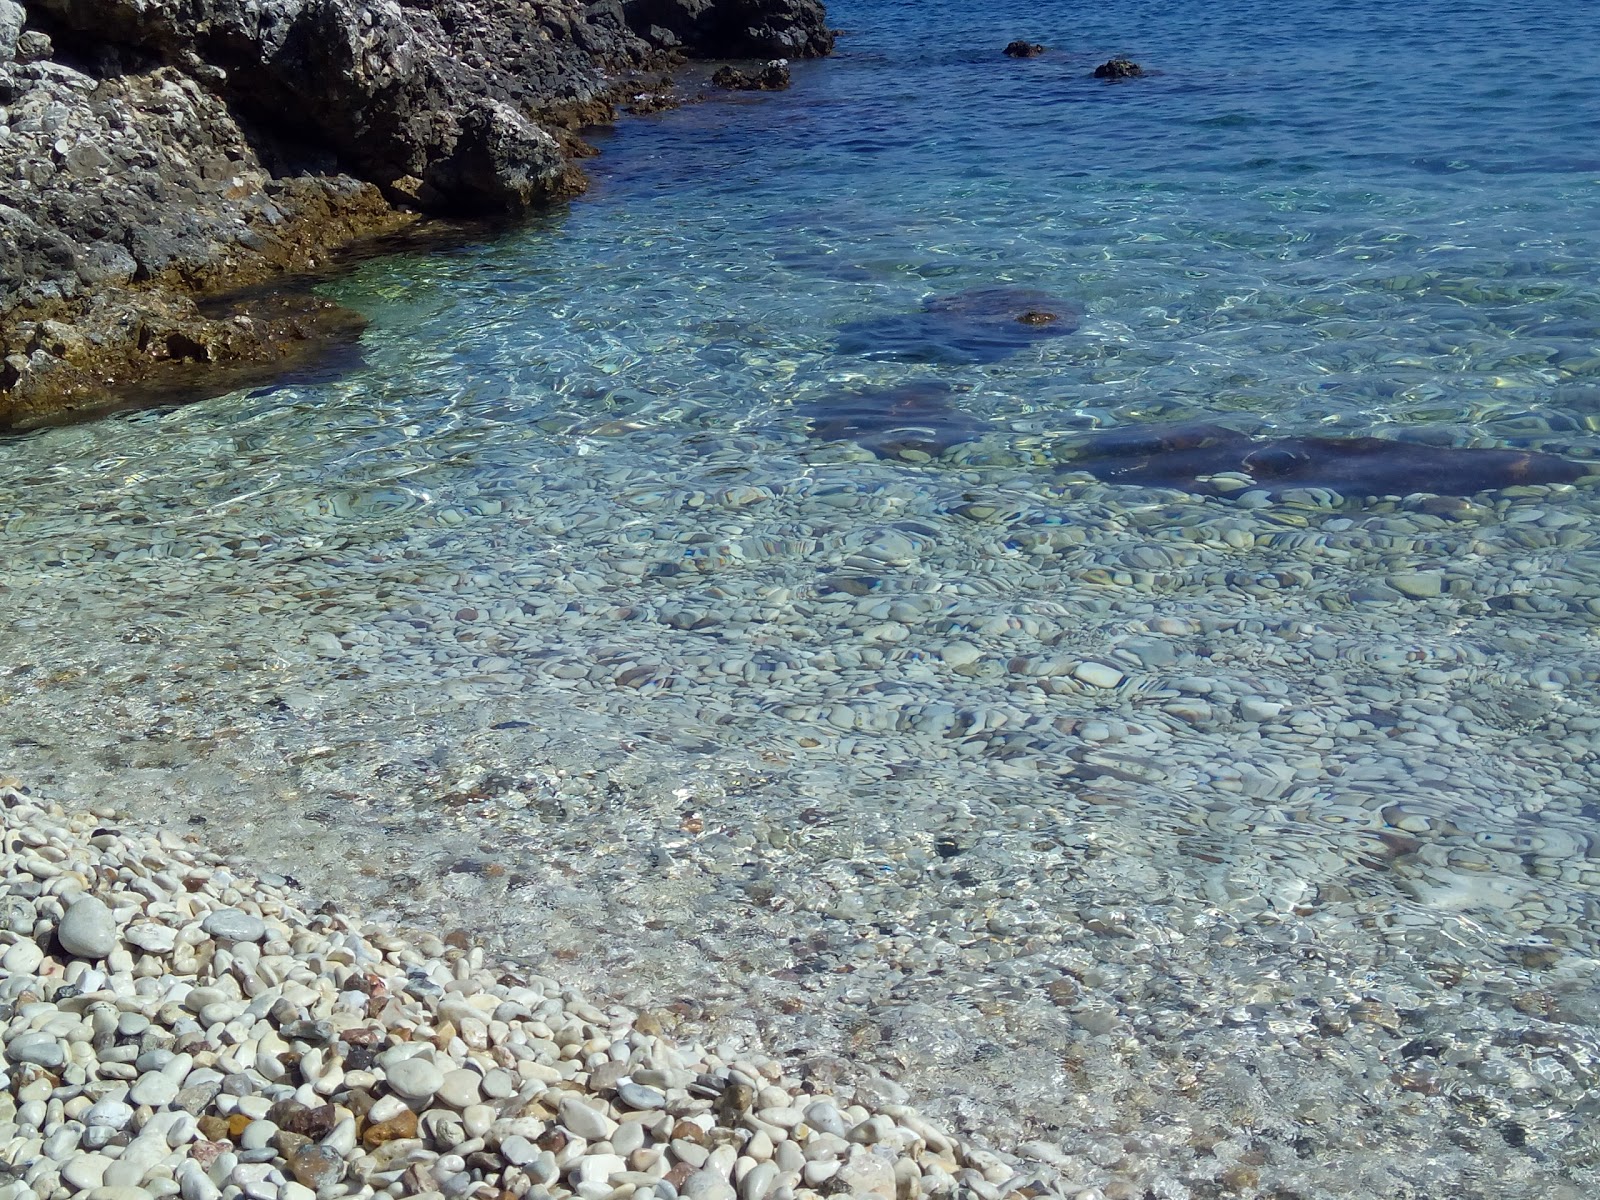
(835, 286, 1083, 365)
(1003, 41, 1046, 58)
(712, 60, 792, 90)
(804, 380, 989, 461)
(1065, 423, 1592, 497)
(1094, 58, 1144, 79)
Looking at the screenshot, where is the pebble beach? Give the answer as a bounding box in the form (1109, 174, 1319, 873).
(0, 786, 1020, 1200)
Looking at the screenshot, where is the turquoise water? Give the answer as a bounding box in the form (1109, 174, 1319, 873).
(5, 2, 1600, 1195)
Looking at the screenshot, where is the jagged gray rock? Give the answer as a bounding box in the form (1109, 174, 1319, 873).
(0, 0, 832, 427)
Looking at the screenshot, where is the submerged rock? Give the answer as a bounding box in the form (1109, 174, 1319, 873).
(835, 285, 1083, 365)
(1094, 58, 1145, 79)
(712, 60, 793, 91)
(804, 380, 989, 461)
(1064, 422, 1593, 497)
(1003, 41, 1046, 58)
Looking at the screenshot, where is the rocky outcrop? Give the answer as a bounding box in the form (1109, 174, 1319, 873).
(1002, 40, 1045, 58)
(0, 0, 832, 428)
(711, 59, 791, 91)
(620, 0, 834, 59)
(1093, 57, 1144, 79)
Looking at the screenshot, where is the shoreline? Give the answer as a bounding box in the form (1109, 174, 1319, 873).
(0, 0, 834, 430)
(0, 781, 1040, 1200)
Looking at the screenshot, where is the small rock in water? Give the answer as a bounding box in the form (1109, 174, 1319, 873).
(1003, 40, 1046, 57)
(835, 285, 1082, 365)
(1074, 661, 1125, 689)
(1390, 571, 1445, 598)
(1094, 57, 1145, 78)
(712, 60, 791, 91)
(57, 894, 117, 958)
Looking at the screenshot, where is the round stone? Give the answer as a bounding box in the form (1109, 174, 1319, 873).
(57, 895, 117, 959)
(1, 938, 44, 974)
(384, 1056, 444, 1102)
(129, 1071, 181, 1108)
(201, 908, 267, 942)
(436, 1068, 482, 1109)
(1073, 661, 1124, 689)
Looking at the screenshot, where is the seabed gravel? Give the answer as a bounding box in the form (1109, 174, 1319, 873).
(4, 419, 1600, 1199)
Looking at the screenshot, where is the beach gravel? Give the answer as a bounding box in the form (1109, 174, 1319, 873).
(0, 784, 1019, 1200)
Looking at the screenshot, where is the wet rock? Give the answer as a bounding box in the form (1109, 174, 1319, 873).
(623, 0, 834, 58)
(1066, 422, 1592, 498)
(1002, 41, 1045, 58)
(804, 380, 989, 461)
(712, 60, 792, 90)
(835, 285, 1083, 364)
(1094, 58, 1144, 79)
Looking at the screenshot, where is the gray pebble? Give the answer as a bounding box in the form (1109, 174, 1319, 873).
(616, 1081, 667, 1110)
(385, 1055, 444, 1101)
(201, 907, 267, 943)
(57, 895, 117, 959)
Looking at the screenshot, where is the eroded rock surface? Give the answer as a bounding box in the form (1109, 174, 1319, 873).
(0, 0, 832, 428)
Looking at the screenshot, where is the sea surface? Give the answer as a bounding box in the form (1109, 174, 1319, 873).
(5, 1, 1600, 1197)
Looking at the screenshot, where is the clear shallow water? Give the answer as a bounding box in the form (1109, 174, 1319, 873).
(5, 1, 1600, 1196)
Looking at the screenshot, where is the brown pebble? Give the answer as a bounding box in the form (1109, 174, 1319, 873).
(714, 1082, 753, 1125)
(443, 929, 472, 952)
(670, 1120, 706, 1146)
(288, 1143, 346, 1190)
(536, 1127, 568, 1154)
(196, 1118, 230, 1143)
(273, 1130, 312, 1160)
(227, 1113, 252, 1139)
(1218, 1165, 1259, 1192)
(362, 1109, 419, 1147)
(665, 1162, 695, 1191)
(344, 1088, 378, 1121)
(269, 1100, 339, 1140)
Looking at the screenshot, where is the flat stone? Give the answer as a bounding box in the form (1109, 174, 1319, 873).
(436, 1067, 482, 1109)
(384, 1056, 444, 1101)
(129, 1072, 181, 1108)
(202, 908, 267, 942)
(1073, 661, 1124, 689)
(559, 1095, 617, 1141)
(125, 923, 179, 954)
(58, 895, 117, 958)
(5, 1032, 66, 1069)
(1389, 571, 1444, 599)
(500, 1134, 539, 1166)
(616, 1082, 667, 1110)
